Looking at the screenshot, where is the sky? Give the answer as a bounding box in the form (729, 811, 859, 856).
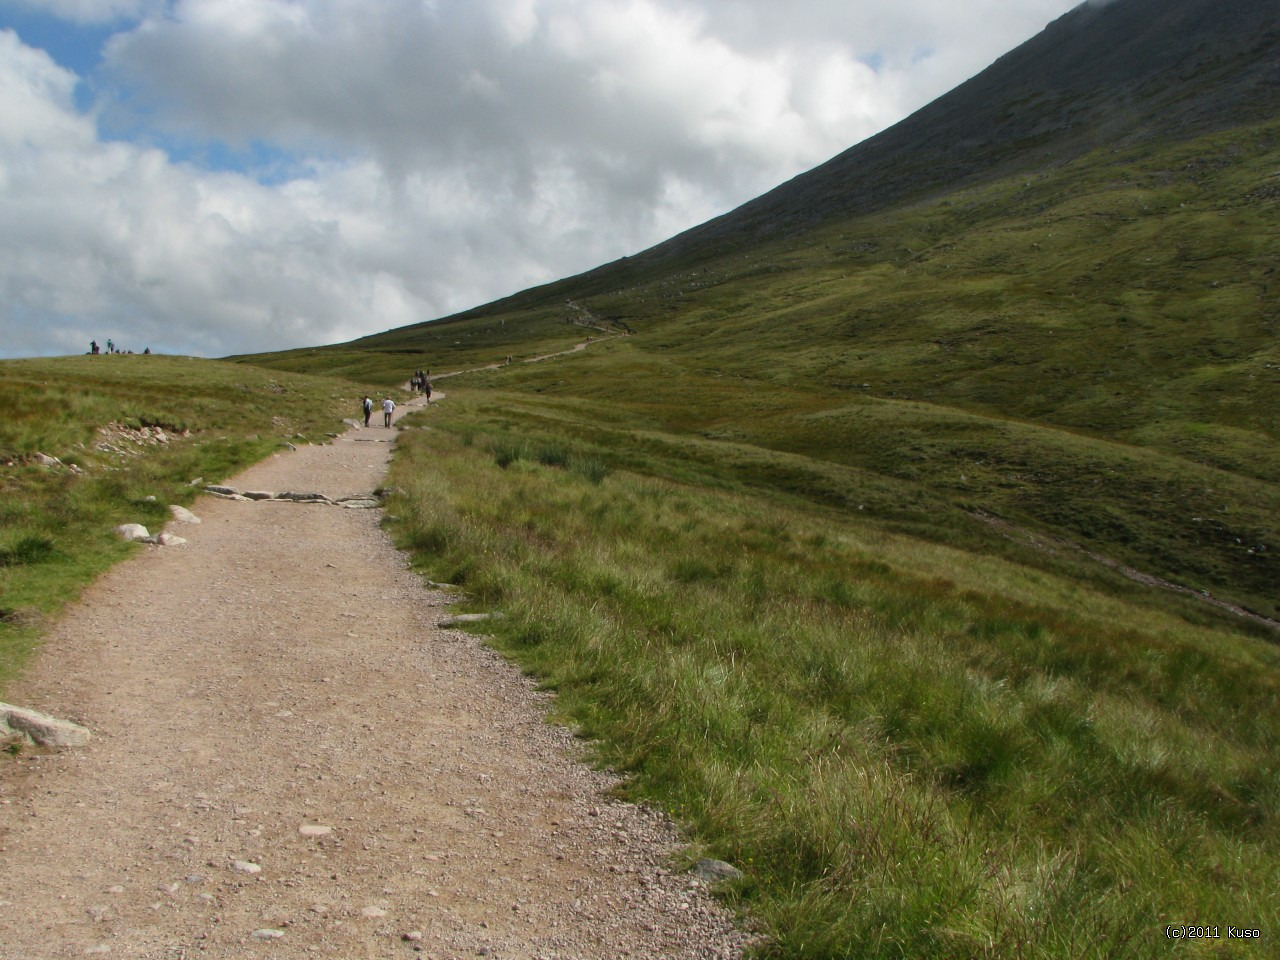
(0, 0, 1085, 359)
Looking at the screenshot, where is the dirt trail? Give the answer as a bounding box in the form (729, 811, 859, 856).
(0, 403, 748, 960)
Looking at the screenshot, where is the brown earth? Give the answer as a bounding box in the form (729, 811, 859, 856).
(0, 400, 751, 960)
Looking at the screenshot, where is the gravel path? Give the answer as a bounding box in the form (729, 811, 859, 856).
(0, 406, 751, 960)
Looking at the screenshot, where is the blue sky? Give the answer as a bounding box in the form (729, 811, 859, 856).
(0, 0, 1083, 358)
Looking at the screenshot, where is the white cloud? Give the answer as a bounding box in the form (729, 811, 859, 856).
(0, 0, 1082, 358)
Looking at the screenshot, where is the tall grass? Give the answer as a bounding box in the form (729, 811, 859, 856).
(386, 409, 1278, 959)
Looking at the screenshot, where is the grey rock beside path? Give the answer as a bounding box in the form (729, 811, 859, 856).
(169, 505, 201, 524)
(0, 702, 91, 747)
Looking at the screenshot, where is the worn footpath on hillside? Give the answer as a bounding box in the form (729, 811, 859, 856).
(0, 397, 750, 960)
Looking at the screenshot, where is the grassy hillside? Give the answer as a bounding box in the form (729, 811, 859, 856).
(383, 394, 1278, 958)
(0, 355, 389, 694)
(242, 119, 1280, 623)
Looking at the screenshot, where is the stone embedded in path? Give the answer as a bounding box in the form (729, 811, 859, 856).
(242, 491, 276, 501)
(116, 523, 150, 542)
(142, 532, 187, 547)
(0, 702, 91, 747)
(298, 824, 332, 838)
(203, 485, 238, 496)
(275, 491, 331, 503)
(251, 929, 285, 940)
(336, 497, 381, 509)
(231, 860, 262, 875)
(168, 505, 201, 524)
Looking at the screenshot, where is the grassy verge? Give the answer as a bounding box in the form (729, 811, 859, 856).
(385, 397, 1278, 959)
(0, 355, 388, 694)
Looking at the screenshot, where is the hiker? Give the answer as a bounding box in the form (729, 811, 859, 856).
(424, 379, 432, 404)
(90, 340, 99, 355)
(143, 347, 151, 355)
(362, 396, 373, 427)
(106, 338, 114, 354)
(382, 396, 396, 428)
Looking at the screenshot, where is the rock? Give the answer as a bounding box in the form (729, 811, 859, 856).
(203, 485, 239, 496)
(360, 906, 388, 919)
(0, 703, 91, 747)
(251, 929, 285, 940)
(231, 860, 262, 875)
(336, 498, 381, 509)
(142, 533, 187, 547)
(116, 523, 150, 542)
(34, 452, 62, 467)
(280, 441, 297, 451)
(241, 491, 276, 501)
(693, 858, 743, 884)
(298, 824, 332, 838)
(169, 505, 201, 524)
(276, 491, 330, 503)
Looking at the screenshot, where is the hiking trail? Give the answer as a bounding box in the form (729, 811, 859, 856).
(0, 397, 749, 960)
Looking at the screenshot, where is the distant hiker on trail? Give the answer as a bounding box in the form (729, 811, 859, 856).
(106, 338, 114, 354)
(382, 397, 396, 428)
(362, 396, 373, 427)
(90, 340, 99, 355)
(424, 380, 432, 404)
(143, 347, 151, 355)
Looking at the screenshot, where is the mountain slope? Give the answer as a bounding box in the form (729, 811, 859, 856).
(238, 0, 1279, 622)
(660, 0, 1280, 254)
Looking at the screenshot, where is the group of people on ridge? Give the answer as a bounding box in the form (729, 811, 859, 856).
(90, 339, 149, 355)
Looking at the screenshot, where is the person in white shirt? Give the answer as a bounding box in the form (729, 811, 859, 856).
(382, 397, 396, 428)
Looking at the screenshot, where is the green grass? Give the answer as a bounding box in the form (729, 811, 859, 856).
(384, 402, 1278, 958)
(0, 354, 391, 694)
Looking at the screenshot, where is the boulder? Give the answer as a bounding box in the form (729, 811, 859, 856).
(169, 505, 201, 524)
(0, 702, 91, 747)
(116, 523, 150, 542)
(693, 858, 744, 884)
